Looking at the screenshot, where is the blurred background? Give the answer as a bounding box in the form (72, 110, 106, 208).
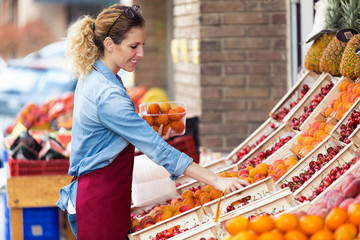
(0, 0, 321, 239)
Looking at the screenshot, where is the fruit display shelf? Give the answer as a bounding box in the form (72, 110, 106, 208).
(128, 203, 209, 240)
(330, 99, 360, 144)
(274, 135, 346, 190)
(269, 70, 321, 122)
(280, 200, 311, 214)
(168, 221, 222, 240)
(292, 142, 360, 200)
(219, 188, 295, 222)
(349, 125, 360, 147)
(225, 118, 280, 164)
(284, 73, 337, 128)
(235, 124, 298, 168)
(202, 177, 274, 216)
(299, 76, 356, 133)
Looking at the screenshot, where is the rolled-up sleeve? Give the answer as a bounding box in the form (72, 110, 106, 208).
(97, 88, 193, 180)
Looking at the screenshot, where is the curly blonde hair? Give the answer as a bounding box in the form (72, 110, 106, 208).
(65, 4, 145, 80)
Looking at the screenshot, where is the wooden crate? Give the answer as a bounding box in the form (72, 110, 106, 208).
(219, 188, 295, 222)
(269, 70, 321, 118)
(282, 73, 338, 124)
(202, 177, 275, 216)
(300, 77, 354, 133)
(225, 118, 281, 164)
(349, 125, 360, 148)
(280, 201, 311, 214)
(169, 221, 223, 240)
(235, 124, 298, 167)
(331, 99, 360, 140)
(293, 142, 360, 199)
(274, 135, 346, 190)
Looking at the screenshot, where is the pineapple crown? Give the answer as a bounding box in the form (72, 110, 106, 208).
(341, 0, 360, 32)
(325, 0, 344, 31)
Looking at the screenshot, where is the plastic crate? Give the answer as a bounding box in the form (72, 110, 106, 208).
(23, 207, 60, 240)
(8, 155, 69, 176)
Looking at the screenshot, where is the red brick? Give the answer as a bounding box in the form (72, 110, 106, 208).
(201, 65, 222, 75)
(248, 76, 287, 87)
(272, 14, 286, 24)
(246, 1, 286, 11)
(273, 63, 287, 73)
(201, 52, 246, 63)
(201, 76, 246, 86)
(199, 136, 223, 148)
(223, 87, 270, 98)
(225, 64, 270, 74)
(272, 87, 288, 99)
(200, 15, 220, 26)
(201, 88, 222, 99)
(223, 13, 269, 25)
(247, 26, 286, 37)
(202, 100, 246, 111)
(248, 51, 286, 62)
(200, 40, 221, 50)
(224, 111, 268, 122)
(273, 39, 286, 49)
(226, 137, 247, 149)
(224, 38, 270, 49)
(201, 112, 222, 123)
(201, 26, 245, 38)
(200, 123, 247, 134)
(200, 2, 245, 13)
(248, 100, 279, 111)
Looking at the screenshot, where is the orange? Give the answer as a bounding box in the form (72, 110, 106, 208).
(231, 230, 255, 240)
(324, 124, 335, 134)
(310, 229, 333, 240)
(161, 205, 175, 213)
(142, 115, 154, 126)
(338, 81, 350, 92)
(298, 134, 306, 145)
(181, 190, 193, 200)
(255, 165, 268, 177)
(209, 189, 223, 200)
(324, 107, 334, 118)
(168, 108, 182, 121)
(147, 103, 160, 114)
(202, 185, 215, 193)
(250, 215, 275, 234)
(244, 177, 254, 184)
(275, 213, 299, 232)
(162, 124, 171, 135)
(160, 210, 174, 221)
(194, 189, 203, 199)
(154, 114, 169, 126)
(249, 168, 256, 178)
(284, 229, 308, 240)
(325, 207, 348, 230)
(334, 223, 357, 240)
(259, 230, 284, 240)
(225, 216, 250, 236)
(302, 137, 315, 146)
(173, 106, 186, 118)
(219, 171, 231, 177)
(348, 203, 360, 225)
(336, 110, 345, 121)
(200, 195, 211, 205)
(159, 102, 171, 114)
(299, 215, 324, 235)
(170, 120, 185, 133)
(182, 197, 196, 207)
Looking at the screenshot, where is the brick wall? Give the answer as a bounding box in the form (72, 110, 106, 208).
(173, 0, 289, 152)
(133, 0, 167, 89)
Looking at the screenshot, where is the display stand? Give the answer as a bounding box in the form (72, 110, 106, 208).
(6, 174, 73, 240)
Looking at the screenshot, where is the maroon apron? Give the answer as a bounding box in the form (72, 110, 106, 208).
(76, 144, 135, 240)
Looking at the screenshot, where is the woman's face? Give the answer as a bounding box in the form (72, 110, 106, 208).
(111, 27, 146, 73)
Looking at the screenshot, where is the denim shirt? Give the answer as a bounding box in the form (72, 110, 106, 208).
(57, 60, 193, 211)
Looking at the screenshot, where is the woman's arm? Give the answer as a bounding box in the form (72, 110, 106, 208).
(183, 162, 249, 193)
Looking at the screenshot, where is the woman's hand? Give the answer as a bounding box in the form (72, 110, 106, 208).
(212, 176, 249, 194)
(157, 124, 182, 140)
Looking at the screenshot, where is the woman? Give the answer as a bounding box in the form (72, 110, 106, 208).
(57, 4, 248, 240)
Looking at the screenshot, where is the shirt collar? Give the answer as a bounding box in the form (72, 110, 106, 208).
(93, 59, 124, 86)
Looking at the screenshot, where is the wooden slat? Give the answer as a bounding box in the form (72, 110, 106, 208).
(10, 208, 23, 240)
(7, 175, 72, 208)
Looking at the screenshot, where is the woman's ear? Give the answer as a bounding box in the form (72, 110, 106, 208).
(103, 37, 114, 52)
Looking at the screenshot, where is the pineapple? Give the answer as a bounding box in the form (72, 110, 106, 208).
(305, 33, 334, 73)
(339, 0, 360, 79)
(319, 0, 347, 76)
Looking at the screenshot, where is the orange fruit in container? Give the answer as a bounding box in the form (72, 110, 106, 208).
(147, 103, 160, 114)
(159, 102, 171, 114)
(171, 120, 185, 133)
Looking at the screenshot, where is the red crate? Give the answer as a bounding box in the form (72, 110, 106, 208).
(134, 135, 199, 163)
(8, 155, 69, 176)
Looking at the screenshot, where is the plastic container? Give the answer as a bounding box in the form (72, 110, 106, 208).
(23, 207, 60, 240)
(139, 101, 187, 136)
